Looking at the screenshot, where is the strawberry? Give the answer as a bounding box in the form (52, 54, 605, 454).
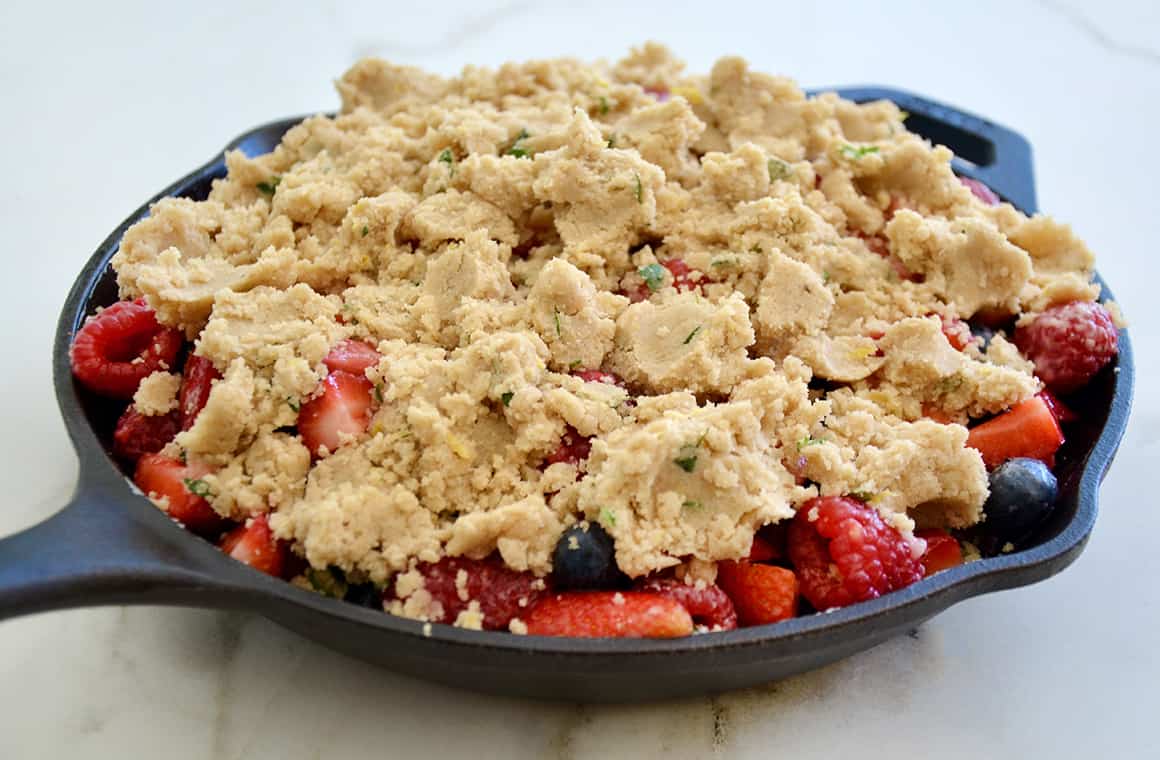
(524, 591, 693, 638)
(633, 577, 737, 630)
(219, 515, 288, 577)
(960, 176, 1001, 206)
(133, 453, 226, 535)
(1014, 300, 1119, 394)
(298, 370, 375, 457)
(747, 534, 777, 563)
(573, 369, 626, 388)
(69, 298, 183, 398)
(939, 315, 973, 351)
(787, 496, 924, 610)
(1037, 389, 1077, 424)
(715, 560, 798, 626)
(178, 354, 221, 430)
(400, 555, 546, 630)
(543, 426, 592, 467)
(915, 529, 963, 576)
(323, 339, 381, 376)
(112, 405, 180, 463)
(966, 396, 1064, 469)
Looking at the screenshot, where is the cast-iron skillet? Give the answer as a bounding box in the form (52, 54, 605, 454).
(0, 87, 1133, 702)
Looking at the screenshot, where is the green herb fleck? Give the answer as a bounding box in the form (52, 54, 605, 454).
(750, 244, 763, 254)
(936, 374, 965, 395)
(682, 325, 703, 345)
(767, 157, 792, 182)
(501, 391, 514, 407)
(823, 271, 831, 283)
(374, 384, 384, 404)
(797, 436, 825, 451)
(598, 95, 610, 115)
(599, 507, 618, 527)
(839, 143, 880, 160)
(307, 568, 348, 599)
(507, 128, 531, 158)
(255, 175, 281, 196)
(851, 490, 876, 502)
(183, 478, 211, 497)
(673, 454, 697, 473)
(638, 262, 666, 292)
(361, 225, 369, 237)
(439, 147, 454, 165)
(568, 359, 583, 369)
(681, 499, 704, 511)
(633, 172, 643, 203)
(287, 398, 300, 412)
(606, 134, 617, 149)
(553, 307, 563, 337)
(710, 257, 737, 269)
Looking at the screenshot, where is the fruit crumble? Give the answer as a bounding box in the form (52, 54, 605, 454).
(70, 44, 1123, 637)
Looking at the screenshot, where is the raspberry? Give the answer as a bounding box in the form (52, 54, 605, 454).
(787, 496, 924, 610)
(69, 299, 184, 399)
(634, 577, 737, 630)
(544, 426, 592, 467)
(402, 555, 546, 630)
(112, 404, 180, 463)
(1014, 300, 1119, 394)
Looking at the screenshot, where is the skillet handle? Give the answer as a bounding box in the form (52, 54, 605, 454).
(0, 484, 247, 620)
(831, 86, 1039, 214)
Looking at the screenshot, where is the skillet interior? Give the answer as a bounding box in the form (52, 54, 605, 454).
(0, 87, 1133, 702)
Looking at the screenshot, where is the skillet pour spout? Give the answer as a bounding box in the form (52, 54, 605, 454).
(0, 89, 1133, 702)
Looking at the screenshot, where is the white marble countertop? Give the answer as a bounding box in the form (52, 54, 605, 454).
(1, 1, 1157, 757)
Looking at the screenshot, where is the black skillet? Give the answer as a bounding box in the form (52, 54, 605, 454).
(0, 87, 1133, 702)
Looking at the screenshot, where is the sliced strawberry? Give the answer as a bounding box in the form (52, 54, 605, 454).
(543, 426, 592, 467)
(298, 370, 375, 457)
(1037, 389, 1077, 424)
(940, 315, 973, 351)
(633, 577, 737, 630)
(178, 354, 221, 430)
(219, 515, 288, 577)
(134, 453, 226, 535)
(69, 298, 183, 398)
(112, 405, 180, 463)
(921, 402, 957, 425)
(915, 529, 963, 576)
(524, 591, 693, 638)
(967, 396, 1064, 469)
(748, 534, 777, 562)
(324, 339, 381, 376)
(960, 176, 1001, 206)
(715, 560, 798, 626)
(573, 369, 626, 388)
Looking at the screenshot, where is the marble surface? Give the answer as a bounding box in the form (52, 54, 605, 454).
(1, 1, 1157, 757)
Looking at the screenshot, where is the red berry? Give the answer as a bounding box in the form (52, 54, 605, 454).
(134, 453, 226, 535)
(747, 534, 777, 563)
(524, 591, 693, 638)
(915, 529, 963, 576)
(573, 369, 626, 388)
(219, 515, 288, 577)
(112, 405, 180, 463)
(69, 299, 183, 399)
(787, 496, 924, 610)
(178, 355, 221, 430)
(544, 426, 592, 467)
(1014, 301, 1119, 394)
(634, 577, 737, 630)
(400, 555, 546, 631)
(715, 561, 798, 626)
(1036, 388, 1077, 424)
(298, 370, 375, 457)
(960, 176, 1001, 206)
(939, 315, 973, 351)
(967, 395, 1064, 469)
(323, 339, 381, 376)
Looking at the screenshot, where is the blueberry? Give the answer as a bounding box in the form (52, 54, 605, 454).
(551, 522, 622, 590)
(983, 458, 1059, 544)
(344, 582, 383, 609)
(969, 323, 997, 350)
